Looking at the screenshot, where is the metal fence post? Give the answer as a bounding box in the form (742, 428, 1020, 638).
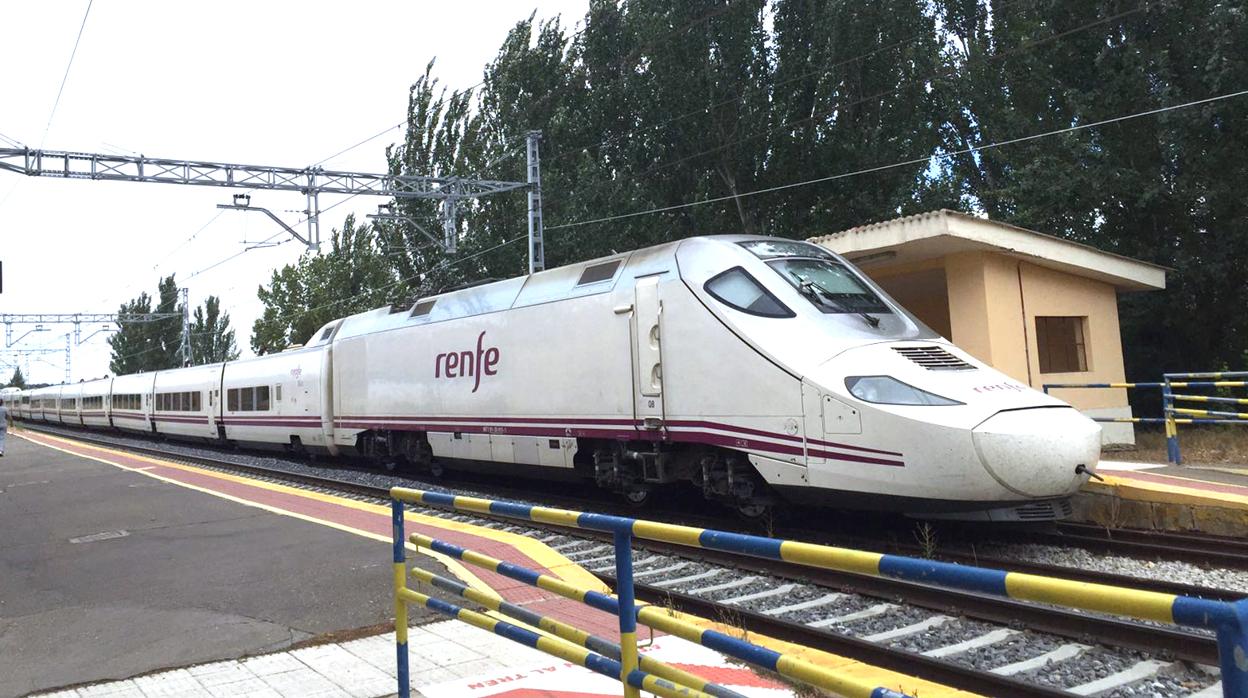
(392, 497, 410, 698)
(1217, 598, 1248, 698)
(613, 528, 641, 698)
(1164, 376, 1181, 464)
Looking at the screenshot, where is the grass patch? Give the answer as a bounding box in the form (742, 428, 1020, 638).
(1103, 426, 1248, 465)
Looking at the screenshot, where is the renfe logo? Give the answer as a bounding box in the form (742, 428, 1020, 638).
(435, 331, 500, 393)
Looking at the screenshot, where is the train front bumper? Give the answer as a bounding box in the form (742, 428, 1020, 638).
(972, 407, 1101, 498)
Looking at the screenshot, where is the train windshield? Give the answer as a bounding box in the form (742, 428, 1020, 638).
(738, 241, 891, 316)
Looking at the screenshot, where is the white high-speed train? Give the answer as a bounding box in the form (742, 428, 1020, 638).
(14, 235, 1101, 520)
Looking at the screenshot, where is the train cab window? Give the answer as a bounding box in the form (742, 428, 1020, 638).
(704, 267, 794, 318)
(739, 239, 837, 260)
(767, 258, 890, 315)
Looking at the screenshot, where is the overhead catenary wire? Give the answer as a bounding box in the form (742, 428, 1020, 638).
(39, 0, 94, 150)
(0, 0, 95, 215)
(547, 88, 1248, 232)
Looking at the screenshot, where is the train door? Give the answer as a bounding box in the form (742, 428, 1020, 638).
(632, 275, 665, 431)
(209, 364, 226, 438)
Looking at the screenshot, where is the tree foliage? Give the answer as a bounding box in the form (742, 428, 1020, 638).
(251, 0, 1248, 376)
(251, 215, 395, 355)
(108, 276, 232, 373)
(108, 277, 185, 375)
(5, 367, 25, 389)
(191, 296, 240, 364)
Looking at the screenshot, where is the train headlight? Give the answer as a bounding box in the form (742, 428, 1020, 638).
(845, 376, 961, 406)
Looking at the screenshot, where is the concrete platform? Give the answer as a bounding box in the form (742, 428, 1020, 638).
(8, 429, 974, 698)
(0, 432, 444, 697)
(1075, 460, 1248, 535)
(32, 620, 797, 698)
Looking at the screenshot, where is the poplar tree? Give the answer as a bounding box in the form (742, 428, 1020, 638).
(191, 296, 240, 364)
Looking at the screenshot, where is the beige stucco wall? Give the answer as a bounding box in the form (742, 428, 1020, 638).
(862, 251, 1130, 412)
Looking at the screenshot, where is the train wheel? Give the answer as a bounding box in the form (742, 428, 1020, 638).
(622, 487, 651, 507)
(735, 502, 771, 520)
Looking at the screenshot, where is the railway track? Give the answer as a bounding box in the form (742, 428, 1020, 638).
(21, 424, 1234, 696)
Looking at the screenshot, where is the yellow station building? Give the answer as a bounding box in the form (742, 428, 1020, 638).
(810, 209, 1167, 445)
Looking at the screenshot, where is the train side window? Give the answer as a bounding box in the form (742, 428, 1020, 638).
(193, 392, 202, 411)
(228, 388, 239, 412)
(704, 267, 794, 318)
(256, 386, 270, 411)
(241, 387, 255, 411)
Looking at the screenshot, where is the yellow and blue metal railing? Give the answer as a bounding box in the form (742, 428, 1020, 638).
(1163, 371, 1248, 465)
(392, 486, 1248, 698)
(1044, 370, 1248, 464)
(390, 488, 913, 698)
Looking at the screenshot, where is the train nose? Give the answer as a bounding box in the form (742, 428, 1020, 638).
(972, 408, 1102, 498)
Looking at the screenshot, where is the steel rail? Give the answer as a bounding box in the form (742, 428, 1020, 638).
(599, 572, 1074, 698)
(774, 525, 1246, 604)
(1052, 522, 1248, 568)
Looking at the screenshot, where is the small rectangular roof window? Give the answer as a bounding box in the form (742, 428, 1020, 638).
(576, 260, 621, 286)
(410, 299, 436, 317)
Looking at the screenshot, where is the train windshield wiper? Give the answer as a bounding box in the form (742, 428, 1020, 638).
(789, 272, 880, 328)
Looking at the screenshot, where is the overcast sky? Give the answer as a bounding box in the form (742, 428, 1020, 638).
(0, 1, 588, 385)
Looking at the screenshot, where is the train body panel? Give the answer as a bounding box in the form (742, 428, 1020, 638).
(25, 234, 1102, 520)
(152, 364, 222, 440)
(110, 372, 156, 433)
(221, 346, 328, 450)
(330, 260, 639, 466)
(78, 377, 112, 428)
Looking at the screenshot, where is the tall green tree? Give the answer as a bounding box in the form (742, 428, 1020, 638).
(5, 367, 25, 389)
(108, 275, 187, 374)
(108, 291, 156, 375)
(191, 296, 239, 364)
(249, 0, 1248, 378)
(936, 0, 1248, 377)
(252, 216, 395, 355)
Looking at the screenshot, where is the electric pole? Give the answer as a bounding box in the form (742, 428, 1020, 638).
(526, 131, 545, 274)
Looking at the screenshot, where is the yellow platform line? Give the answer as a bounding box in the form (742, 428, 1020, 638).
(1084, 470, 1248, 511)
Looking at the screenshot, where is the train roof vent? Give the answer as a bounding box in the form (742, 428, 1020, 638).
(576, 260, 621, 286)
(410, 299, 436, 317)
(893, 346, 975, 371)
